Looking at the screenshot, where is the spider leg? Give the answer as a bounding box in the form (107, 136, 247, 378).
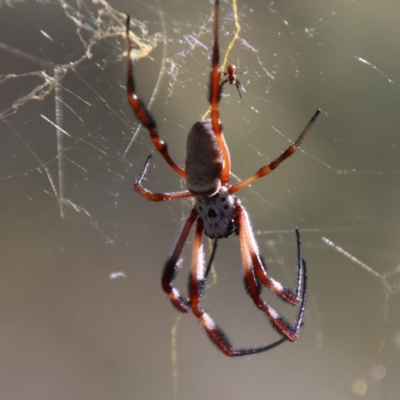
(134, 153, 193, 201)
(220, 78, 228, 88)
(209, 0, 231, 185)
(162, 208, 199, 312)
(220, 77, 244, 99)
(238, 203, 301, 305)
(229, 108, 321, 194)
(126, 15, 185, 178)
(236, 202, 307, 342)
(235, 79, 245, 99)
(204, 238, 218, 279)
(189, 217, 290, 356)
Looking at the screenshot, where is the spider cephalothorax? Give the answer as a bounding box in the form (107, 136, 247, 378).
(126, 0, 320, 356)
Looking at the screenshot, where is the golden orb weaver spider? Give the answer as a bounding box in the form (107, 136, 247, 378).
(126, 0, 320, 357)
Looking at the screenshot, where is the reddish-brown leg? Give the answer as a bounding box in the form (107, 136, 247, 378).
(209, 0, 231, 185)
(236, 202, 307, 342)
(189, 217, 289, 356)
(237, 202, 302, 305)
(229, 108, 321, 194)
(134, 153, 193, 201)
(162, 209, 199, 312)
(126, 15, 185, 178)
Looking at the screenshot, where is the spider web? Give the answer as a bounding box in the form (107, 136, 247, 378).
(1, 0, 400, 399)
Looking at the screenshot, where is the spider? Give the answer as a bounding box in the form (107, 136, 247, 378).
(126, 1, 320, 357)
(221, 64, 246, 99)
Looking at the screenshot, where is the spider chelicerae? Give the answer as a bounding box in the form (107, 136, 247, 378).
(126, 0, 320, 357)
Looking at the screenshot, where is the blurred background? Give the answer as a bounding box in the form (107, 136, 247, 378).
(1, 0, 400, 399)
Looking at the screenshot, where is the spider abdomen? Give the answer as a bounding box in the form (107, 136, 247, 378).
(185, 120, 224, 196)
(195, 187, 236, 238)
